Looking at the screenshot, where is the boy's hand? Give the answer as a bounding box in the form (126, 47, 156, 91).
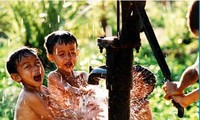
(163, 81, 183, 100)
(171, 94, 187, 108)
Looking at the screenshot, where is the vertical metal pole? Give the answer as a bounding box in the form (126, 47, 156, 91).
(105, 1, 143, 120)
(106, 47, 133, 120)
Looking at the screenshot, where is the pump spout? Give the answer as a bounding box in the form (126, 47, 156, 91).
(88, 66, 107, 85)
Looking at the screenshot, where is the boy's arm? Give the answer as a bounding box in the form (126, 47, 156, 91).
(177, 56, 199, 92)
(164, 57, 198, 99)
(171, 89, 199, 108)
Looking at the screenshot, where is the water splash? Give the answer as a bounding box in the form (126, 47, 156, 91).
(78, 85, 108, 119)
(45, 74, 108, 119)
(130, 65, 156, 120)
(39, 67, 42, 75)
(43, 65, 155, 119)
(60, 74, 63, 84)
(49, 23, 51, 28)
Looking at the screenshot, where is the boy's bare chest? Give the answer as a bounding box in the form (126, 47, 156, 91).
(59, 72, 87, 88)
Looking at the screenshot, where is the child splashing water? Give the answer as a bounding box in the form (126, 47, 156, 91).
(44, 30, 106, 119)
(6, 46, 103, 120)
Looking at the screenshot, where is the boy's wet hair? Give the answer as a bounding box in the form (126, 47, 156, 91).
(44, 30, 78, 54)
(6, 47, 37, 74)
(187, 0, 199, 36)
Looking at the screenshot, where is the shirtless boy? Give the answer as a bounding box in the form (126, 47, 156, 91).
(44, 30, 103, 119)
(6, 47, 53, 120)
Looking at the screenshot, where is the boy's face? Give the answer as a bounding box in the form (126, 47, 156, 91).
(13, 54, 44, 88)
(48, 43, 79, 75)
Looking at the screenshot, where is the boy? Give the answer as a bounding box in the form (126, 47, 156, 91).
(163, 0, 199, 108)
(6, 47, 54, 120)
(44, 30, 103, 119)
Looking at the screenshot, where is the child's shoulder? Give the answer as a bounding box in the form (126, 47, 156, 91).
(48, 70, 59, 77)
(18, 89, 40, 105)
(48, 71, 61, 81)
(15, 90, 39, 120)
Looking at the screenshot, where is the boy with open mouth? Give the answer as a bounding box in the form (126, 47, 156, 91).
(6, 47, 54, 120)
(44, 30, 105, 119)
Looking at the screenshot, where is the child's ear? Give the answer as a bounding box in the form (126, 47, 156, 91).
(47, 54, 55, 63)
(11, 73, 21, 83)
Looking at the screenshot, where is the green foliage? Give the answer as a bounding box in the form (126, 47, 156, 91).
(0, 77, 20, 120)
(0, 1, 198, 120)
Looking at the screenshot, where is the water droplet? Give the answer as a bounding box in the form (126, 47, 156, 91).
(57, 15, 60, 23)
(55, 48, 58, 55)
